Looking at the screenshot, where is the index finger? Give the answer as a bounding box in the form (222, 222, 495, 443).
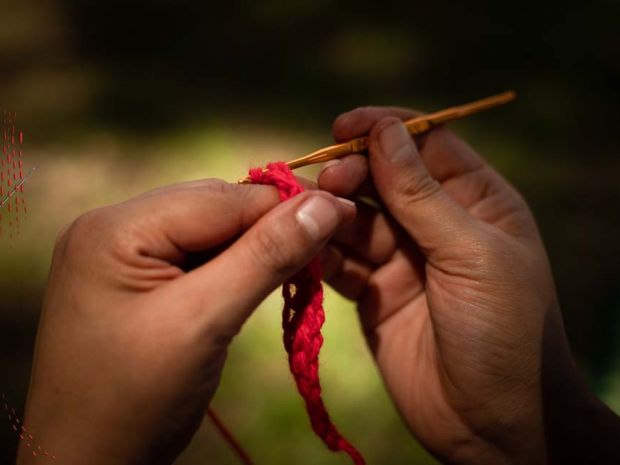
(105, 172, 322, 265)
(332, 106, 420, 143)
(324, 107, 422, 197)
(324, 105, 489, 198)
(86, 180, 281, 266)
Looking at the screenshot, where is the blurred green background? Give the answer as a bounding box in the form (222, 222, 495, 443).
(1, 0, 619, 463)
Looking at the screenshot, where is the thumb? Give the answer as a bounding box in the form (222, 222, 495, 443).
(368, 117, 476, 253)
(179, 191, 355, 336)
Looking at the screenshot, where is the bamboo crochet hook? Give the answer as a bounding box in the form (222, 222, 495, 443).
(238, 90, 516, 184)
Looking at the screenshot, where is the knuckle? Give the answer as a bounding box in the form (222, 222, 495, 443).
(333, 111, 351, 129)
(397, 107, 426, 121)
(60, 209, 105, 252)
(356, 106, 382, 121)
(334, 106, 369, 129)
(357, 105, 375, 113)
(250, 226, 297, 278)
(57, 207, 122, 263)
(53, 222, 72, 250)
(106, 222, 140, 263)
(333, 112, 357, 139)
(396, 173, 442, 205)
(201, 178, 235, 195)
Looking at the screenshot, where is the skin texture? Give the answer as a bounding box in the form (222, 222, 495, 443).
(16, 182, 355, 465)
(17, 108, 620, 465)
(317, 110, 553, 464)
(317, 107, 620, 464)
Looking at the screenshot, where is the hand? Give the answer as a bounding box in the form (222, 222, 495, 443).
(317, 107, 592, 464)
(17, 179, 355, 465)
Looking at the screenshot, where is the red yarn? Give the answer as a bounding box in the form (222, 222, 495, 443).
(207, 407, 254, 465)
(249, 162, 365, 465)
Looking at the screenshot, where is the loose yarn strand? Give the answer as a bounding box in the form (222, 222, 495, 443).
(207, 407, 254, 465)
(249, 162, 366, 465)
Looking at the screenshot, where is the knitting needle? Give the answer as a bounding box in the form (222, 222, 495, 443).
(237, 90, 516, 184)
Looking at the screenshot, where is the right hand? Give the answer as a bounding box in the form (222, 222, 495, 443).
(317, 107, 582, 464)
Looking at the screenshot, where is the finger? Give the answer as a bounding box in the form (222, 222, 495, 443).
(294, 175, 318, 191)
(70, 180, 282, 269)
(332, 106, 420, 143)
(325, 106, 426, 200)
(106, 176, 317, 266)
(439, 165, 503, 211)
(321, 128, 491, 204)
(417, 127, 486, 184)
(329, 107, 491, 200)
(368, 117, 477, 254)
(358, 247, 426, 333)
(332, 200, 401, 266)
(416, 130, 537, 238)
(317, 154, 369, 197)
(319, 244, 373, 301)
(320, 243, 427, 333)
(180, 191, 357, 336)
(318, 154, 380, 200)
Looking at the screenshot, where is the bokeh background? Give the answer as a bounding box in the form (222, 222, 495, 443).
(1, 0, 619, 463)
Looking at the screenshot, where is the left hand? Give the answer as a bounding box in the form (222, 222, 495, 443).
(18, 179, 355, 465)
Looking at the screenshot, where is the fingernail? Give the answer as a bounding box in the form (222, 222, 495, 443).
(379, 120, 415, 165)
(320, 159, 342, 177)
(324, 159, 342, 170)
(336, 196, 355, 209)
(296, 196, 340, 240)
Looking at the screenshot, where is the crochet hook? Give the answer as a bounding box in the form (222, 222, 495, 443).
(237, 90, 516, 184)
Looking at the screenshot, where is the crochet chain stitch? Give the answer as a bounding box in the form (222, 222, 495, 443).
(248, 162, 365, 465)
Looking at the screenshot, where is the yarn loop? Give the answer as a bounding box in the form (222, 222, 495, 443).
(249, 162, 365, 465)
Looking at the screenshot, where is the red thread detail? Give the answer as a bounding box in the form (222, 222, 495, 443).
(2, 392, 56, 460)
(207, 408, 253, 465)
(249, 162, 365, 465)
(1, 111, 29, 239)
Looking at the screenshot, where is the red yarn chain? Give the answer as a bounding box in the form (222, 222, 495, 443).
(249, 162, 365, 465)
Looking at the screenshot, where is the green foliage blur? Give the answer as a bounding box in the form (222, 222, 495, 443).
(1, 0, 619, 463)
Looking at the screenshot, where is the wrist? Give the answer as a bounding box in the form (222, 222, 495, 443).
(456, 305, 566, 465)
(468, 383, 547, 465)
(15, 418, 134, 465)
(542, 358, 620, 464)
(14, 388, 164, 465)
(538, 305, 620, 464)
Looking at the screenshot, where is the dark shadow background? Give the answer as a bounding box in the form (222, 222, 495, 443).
(1, 0, 619, 463)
